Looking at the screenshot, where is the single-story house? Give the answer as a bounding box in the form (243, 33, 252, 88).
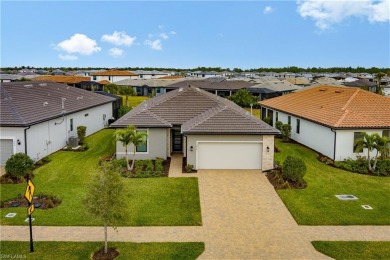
(165, 78, 254, 97)
(90, 69, 138, 83)
(260, 86, 390, 161)
(111, 85, 279, 170)
(0, 81, 116, 165)
(115, 77, 187, 96)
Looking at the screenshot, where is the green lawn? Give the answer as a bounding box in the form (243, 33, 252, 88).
(122, 95, 150, 107)
(244, 107, 261, 119)
(0, 129, 201, 226)
(312, 241, 390, 259)
(0, 241, 205, 260)
(274, 138, 390, 225)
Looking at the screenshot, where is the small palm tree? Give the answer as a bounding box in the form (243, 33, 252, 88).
(129, 131, 148, 170)
(355, 132, 389, 172)
(114, 126, 135, 170)
(374, 72, 386, 95)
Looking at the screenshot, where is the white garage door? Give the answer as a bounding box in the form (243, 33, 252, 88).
(0, 139, 14, 165)
(197, 142, 262, 169)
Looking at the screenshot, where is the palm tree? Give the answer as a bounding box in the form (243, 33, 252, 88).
(355, 132, 389, 172)
(129, 130, 148, 171)
(374, 72, 386, 95)
(354, 132, 379, 172)
(113, 125, 148, 171)
(114, 126, 134, 170)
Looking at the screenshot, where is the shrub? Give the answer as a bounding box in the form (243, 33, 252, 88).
(375, 160, 390, 176)
(263, 117, 271, 125)
(275, 121, 283, 131)
(281, 124, 292, 142)
(77, 126, 87, 145)
(5, 153, 34, 180)
(46, 198, 54, 208)
(66, 146, 73, 151)
(118, 105, 132, 118)
(185, 164, 194, 173)
(145, 160, 154, 172)
(41, 156, 51, 163)
(282, 156, 307, 183)
(79, 143, 89, 151)
(155, 159, 164, 173)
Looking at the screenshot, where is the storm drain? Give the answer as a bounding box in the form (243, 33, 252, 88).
(361, 205, 373, 210)
(335, 194, 359, 200)
(5, 213, 16, 218)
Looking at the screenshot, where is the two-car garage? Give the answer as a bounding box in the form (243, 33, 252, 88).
(197, 142, 262, 170)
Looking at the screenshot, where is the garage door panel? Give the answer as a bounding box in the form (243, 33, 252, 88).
(0, 139, 14, 165)
(198, 142, 262, 169)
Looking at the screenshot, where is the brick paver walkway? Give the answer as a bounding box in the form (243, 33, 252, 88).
(2, 158, 390, 259)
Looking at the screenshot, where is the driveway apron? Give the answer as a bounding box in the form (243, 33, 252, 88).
(197, 170, 329, 259)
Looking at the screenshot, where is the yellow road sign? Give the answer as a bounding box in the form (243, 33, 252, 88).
(24, 179, 35, 204)
(27, 204, 35, 216)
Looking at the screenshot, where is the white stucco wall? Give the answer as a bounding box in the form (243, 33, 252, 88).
(116, 128, 168, 160)
(270, 109, 335, 159)
(1, 103, 112, 161)
(0, 127, 26, 155)
(335, 129, 383, 161)
(186, 135, 265, 170)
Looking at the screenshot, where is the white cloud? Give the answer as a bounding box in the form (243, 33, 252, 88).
(159, 33, 169, 40)
(58, 54, 78, 61)
(263, 6, 273, 14)
(108, 47, 124, 58)
(101, 31, 136, 46)
(170, 31, 177, 35)
(56, 34, 101, 55)
(297, 0, 390, 30)
(144, 39, 162, 50)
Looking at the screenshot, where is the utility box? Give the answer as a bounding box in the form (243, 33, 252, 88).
(68, 136, 79, 147)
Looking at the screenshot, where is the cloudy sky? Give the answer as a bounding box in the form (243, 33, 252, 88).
(1, 0, 389, 69)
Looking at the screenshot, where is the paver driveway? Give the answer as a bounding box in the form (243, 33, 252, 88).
(197, 170, 329, 259)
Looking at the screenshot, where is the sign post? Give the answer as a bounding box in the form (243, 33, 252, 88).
(24, 176, 35, 253)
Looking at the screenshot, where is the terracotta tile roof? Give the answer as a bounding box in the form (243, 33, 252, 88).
(91, 70, 138, 76)
(98, 80, 111, 85)
(32, 75, 90, 84)
(1, 81, 115, 127)
(112, 85, 279, 135)
(260, 85, 390, 129)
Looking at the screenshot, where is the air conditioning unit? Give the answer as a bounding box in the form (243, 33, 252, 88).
(68, 136, 79, 147)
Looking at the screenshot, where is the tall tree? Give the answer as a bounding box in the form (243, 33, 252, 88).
(84, 163, 126, 254)
(375, 72, 386, 95)
(229, 89, 258, 108)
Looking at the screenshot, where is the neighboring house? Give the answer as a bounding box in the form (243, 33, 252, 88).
(0, 74, 23, 83)
(165, 78, 254, 97)
(343, 79, 377, 93)
(187, 71, 222, 78)
(111, 86, 279, 170)
(248, 80, 301, 100)
(0, 82, 115, 165)
(115, 77, 186, 96)
(90, 69, 138, 83)
(260, 86, 390, 161)
(131, 70, 171, 79)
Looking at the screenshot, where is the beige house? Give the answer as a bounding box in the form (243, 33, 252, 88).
(111, 86, 279, 171)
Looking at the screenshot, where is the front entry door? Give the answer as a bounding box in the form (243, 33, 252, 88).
(172, 129, 182, 152)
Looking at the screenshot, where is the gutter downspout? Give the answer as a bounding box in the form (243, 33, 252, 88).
(24, 126, 31, 154)
(331, 128, 336, 160)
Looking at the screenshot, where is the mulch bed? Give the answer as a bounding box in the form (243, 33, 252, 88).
(0, 174, 33, 184)
(1, 194, 62, 209)
(182, 157, 197, 174)
(92, 247, 120, 260)
(265, 168, 307, 190)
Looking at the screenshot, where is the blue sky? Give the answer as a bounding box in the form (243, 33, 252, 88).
(1, 1, 389, 69)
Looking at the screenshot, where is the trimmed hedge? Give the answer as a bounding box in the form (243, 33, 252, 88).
(334, 159, 390, 176)
(282, 156, 307, 184)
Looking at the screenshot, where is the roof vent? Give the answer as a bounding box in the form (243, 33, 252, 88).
(319, 88, 327, 91)
(61, 97, 66, 109)
(335, 90, 344, 93)
(77, 96, 83, 100)
(39, 83, 47, 87)
(43, 102, 48, 106)
(24, 84, 33, 88)
(178, 88, 183, 92)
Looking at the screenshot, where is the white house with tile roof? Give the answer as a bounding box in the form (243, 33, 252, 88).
(0, 82, 115, 164)
(260, 86, 390, 161)
(111, 85, 279, 171)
